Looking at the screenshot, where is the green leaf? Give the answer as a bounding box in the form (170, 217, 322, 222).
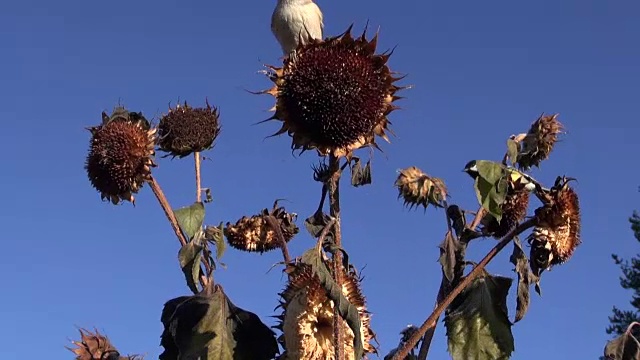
(509, 237, 532, 323)
(604, 330, 640, 360)
(350, 158, 372, 187)
(473, 160, 508, 223)
(205, 222, 226, 261)
(445, 272, 515, 360)
(178, 242, 204, 294)
(159, 286, 279, 360)
(506, 139, 520, 167)
(300, 246, 364, 360)
(174, 202, 206, 240)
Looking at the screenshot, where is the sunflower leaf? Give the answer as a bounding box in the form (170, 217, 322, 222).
(178, 241, 203, 294)
(604, 329, 640, 360)
(506, 139, 520, 167)
(301, 246, 364, 360)
(204, 222, 226, 261)
(351, 158, 372, 187)
(174, 202, 206, 240)
(473, 160, 508, 223)
(445, 272, 514, 360)
(509, 237, 533, 323)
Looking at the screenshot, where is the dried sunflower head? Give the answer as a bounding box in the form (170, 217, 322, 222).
(481, 187, 530, 238)
(85, 108, 156, 205)
(395, 166, 447, 209)
(528, 176, 581, 275)
(67, 328, 143, 360)
(224, 202, 298, 253)
(517, 113, 563, 170)
(158, 100, 221, 158)
(275, 263, 377, 359)
(260, 25, 405, 159)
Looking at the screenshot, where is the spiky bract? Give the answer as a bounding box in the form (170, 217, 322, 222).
(67, 328, 143, 360)
(395, 166, 447, 210)
(517, 113, 563, 170)
(158, 100, 221, 158)
(275, 263, 376, 359)
(223, 203, 298, 253)
(528, 176, 581, 275)
(261, 25, 404, 158)
(85, 108, 156, 205)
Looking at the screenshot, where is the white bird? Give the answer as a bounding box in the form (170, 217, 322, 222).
(271, 0, 324, 55)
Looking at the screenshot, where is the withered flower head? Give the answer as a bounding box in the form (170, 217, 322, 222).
(260, 25, 405, 158)
(481, 187, 530, 238)
(528, 176, 581, 275)
(517, 113, 563, 170)
(276, 264, 377, 359)
(85, 108, 156, 205)
(67, 328, 143, 360)
(224, 202, 298, 253)
(395, 166, 447, 209)
(157, 100, 221, 158)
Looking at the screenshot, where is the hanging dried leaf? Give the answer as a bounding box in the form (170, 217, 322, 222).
(204, 222, 226, 261)
(438, 231, 467, 284)
(604, 327, 640, 360)
(304, 212, 334, 241)
(509, 237, 533, 323)
(350, 158, 372, 187)
(178, 241, 204, 294)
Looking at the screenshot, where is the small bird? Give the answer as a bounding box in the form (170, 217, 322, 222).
(463, 160, 537, 192)
(271, 0, 324, 55)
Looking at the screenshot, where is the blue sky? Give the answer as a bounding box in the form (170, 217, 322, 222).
(1, 0, 639, 359)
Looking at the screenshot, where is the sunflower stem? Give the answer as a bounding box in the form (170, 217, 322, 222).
(148, 175, 210, 288)
(328, 154, 345, 360)
(265, 215, 291, 264)
(416, 204, 486, 360)
(392, 218, 536, 360)
(195, 152, 202, 203)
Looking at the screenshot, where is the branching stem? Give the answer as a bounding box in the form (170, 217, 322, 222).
(393, 218, 536, 360)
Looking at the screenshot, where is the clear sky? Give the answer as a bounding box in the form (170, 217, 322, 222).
(1, 0, 639, 359)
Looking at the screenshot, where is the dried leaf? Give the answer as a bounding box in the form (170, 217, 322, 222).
(509, 237, 531, 323)
(303, 212, 333, 241)
(506, 139, 520, 167)
(604, 331, 640, 360)
(351, 158, 372, 187)
(438, 231, 467, 284)
(159, 286, 279, 360)
(178, 242, 203, 294)
(445, 273, 514, 360)
(174, 202, 206, 240)
(473, 160, 508, 223)
(300, 246, 364, 360)
(204, 222, 226, 261)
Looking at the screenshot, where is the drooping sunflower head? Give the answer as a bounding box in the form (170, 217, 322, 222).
(276, 263, 377, 359)
(261, 25, 405, 158)
(517, 113, 563, 170)
(85, 107, 156, 205)
(527, 176, 581, 275)
(157, 100, 221, 158)
(481, 187, 530, 238)
(67, 328, 143, 360)
(394, 166, 447, 210)
(223, 202, 298, 253)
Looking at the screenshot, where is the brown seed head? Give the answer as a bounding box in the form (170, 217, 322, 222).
(223, 203, 298, 253)
(517, 113, 563, 170)
(528, 176, 581, 274)
(482, 187, 530, 238)
(67, 328, 143, 360)
(158, 100, 221, 158)
(395, 166, 447, 210)
(261, 25, 405, 159)
(277, 263, 377, 359)
(85, 109, 156, 205)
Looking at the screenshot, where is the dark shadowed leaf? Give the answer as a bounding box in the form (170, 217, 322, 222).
(604, 330, 640, 360)
(174, 202, 206, 240)
(509, 237, 532, 323)
(178, 242, 203, 294)
(506, 139, 520, 167)
(301, 245, 364, 360)
(204, 222, 226, 260)
(439, 231, 467, 284)
(445, 272, 514, 360)
(304, 212, 334, 242)
(351, 158, 372, 187)
(473, 160, 508, 223)
(159, 285, 279, 360)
